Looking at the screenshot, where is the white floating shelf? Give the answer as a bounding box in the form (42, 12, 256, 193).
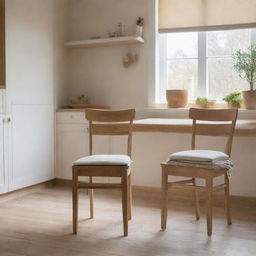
(65, 35, 144, 49)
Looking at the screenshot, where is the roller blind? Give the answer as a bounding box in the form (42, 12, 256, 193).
(159, 0, 256, 33)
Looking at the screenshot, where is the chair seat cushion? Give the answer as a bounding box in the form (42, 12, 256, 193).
(168, 150, 229, 163)
(166, 150, 233, 175)
(73, 154, 132, 166)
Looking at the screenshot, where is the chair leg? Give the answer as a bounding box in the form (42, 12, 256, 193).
(128, 173, 132, 220)
(122, 171, 129, 236)
(72, 168, 78, 234)
(192, 178, 200, 220)
(89, 176, 94, 219)
(206, 176, 213, 236)
(224, 174, 232, 225)
(161, 167, 168, 230)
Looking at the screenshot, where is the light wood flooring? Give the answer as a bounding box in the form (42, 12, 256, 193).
(0, 185, 255, 256)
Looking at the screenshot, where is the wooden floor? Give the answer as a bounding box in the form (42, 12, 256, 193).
(0, 186, 255, 256)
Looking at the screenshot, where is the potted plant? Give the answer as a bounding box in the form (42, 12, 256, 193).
(166, 89, 188, 108)
(223, 91, 243, 108)
(233, 45, 256, 109)
(195, 97, 215, 108)
(135, 17, 144, 37)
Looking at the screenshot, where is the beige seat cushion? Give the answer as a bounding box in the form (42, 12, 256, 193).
(73, 154, 132, 166)
(166, 150, 233, 175)
(168, 150, 229, 163)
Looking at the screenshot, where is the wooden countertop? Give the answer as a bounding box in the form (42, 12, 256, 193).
(57, 105, 110, 112)
(133, 118, 256, 137)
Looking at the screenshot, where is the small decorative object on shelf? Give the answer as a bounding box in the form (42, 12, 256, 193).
(109, 22, 125, 37)
(117, 22, 125, 36)
(135, 17, 144, 37)
(70, 94, 90, 107)
(90, 36, 101, 40)
(195, 97, 215, 108)
(223, 91, 243, 108)
(122, 53, 138, 68)
(166, 89, 188, 108)
(108, 31, 118, 38)
(233, 45, 256, 109)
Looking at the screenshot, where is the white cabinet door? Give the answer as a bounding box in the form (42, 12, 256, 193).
(9, 105, 54, 191)
(0, 114, 8, 194)
(56, 122, 109, 180)
(5, 1, 55, 191)
(57, 123, 88, 180)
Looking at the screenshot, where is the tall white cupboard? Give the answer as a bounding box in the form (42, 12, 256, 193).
(0, 0, 57, 194)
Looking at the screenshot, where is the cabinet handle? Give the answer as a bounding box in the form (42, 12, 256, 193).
(7, 117, 11, 122)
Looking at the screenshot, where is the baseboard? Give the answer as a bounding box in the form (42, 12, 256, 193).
(55, 178, 256, 208)
(0, 179, 56, 203)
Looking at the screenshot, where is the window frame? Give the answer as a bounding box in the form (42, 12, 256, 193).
(157, 28, 256, 104)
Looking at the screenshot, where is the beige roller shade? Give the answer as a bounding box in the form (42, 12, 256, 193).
(159, 0, 256, 33)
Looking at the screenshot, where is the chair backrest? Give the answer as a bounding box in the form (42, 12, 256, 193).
(86, 108, 136, 157)
(189, 108, 238, 156)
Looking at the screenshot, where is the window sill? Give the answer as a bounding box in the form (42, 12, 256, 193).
(145, 104, 256, 116)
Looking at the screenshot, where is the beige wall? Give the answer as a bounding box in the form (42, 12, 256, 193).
(67, 0, 154, 115)
(53, 0, 69, 108)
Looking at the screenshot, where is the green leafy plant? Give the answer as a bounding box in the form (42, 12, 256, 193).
(233, 45, 256, 91)
(196, 97, 209, 103)
(223, 92, 243, 108)
(136, 17, 144, 26)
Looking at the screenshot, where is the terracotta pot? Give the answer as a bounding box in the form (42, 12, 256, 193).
(242, 90, 256, 109)
(166, 89, 188, 108)
(195, 100, 215, 109)
(226, 103, 239, 109)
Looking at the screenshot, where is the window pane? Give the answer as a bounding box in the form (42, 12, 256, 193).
(167, 32, 198, 58)
(167, 60, 198, 98)
(208, 58, 248, 99)
(208, 29, 250, 57)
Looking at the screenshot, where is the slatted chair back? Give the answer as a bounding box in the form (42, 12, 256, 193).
(189, 108, 238, 156)
(86, 109, 136, 157)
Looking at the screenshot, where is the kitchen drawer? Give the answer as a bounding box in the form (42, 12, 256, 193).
(56, 112, 88, 124)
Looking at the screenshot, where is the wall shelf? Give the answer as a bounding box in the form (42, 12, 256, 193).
(65, 35, 144, 49)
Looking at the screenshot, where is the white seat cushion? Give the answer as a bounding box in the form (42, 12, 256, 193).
(73, 154, 132, 166)
(168, 150, 229, 163)
(166, 150, 233, 175)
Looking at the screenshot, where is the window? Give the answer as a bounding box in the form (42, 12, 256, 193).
(157, 28, 256, 103)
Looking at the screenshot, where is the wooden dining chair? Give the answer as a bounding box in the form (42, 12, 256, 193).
(72, 108, 135, 237)
(161, 108, 238, 236)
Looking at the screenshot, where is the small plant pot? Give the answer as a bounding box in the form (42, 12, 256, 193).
(242, 90, 256, 109)
(226, 103, 241, 109)
(195, 100, 215, 109)
(166, 89, 188, 108)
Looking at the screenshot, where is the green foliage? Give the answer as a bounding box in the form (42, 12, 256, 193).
(223, 92, 243, 108)
(196, 97, 209, 103)
(233, 45, 256, 91)
(136, 17, 144, 26)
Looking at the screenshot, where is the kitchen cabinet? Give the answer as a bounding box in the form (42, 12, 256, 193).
(0, 0, 56, 194)
(56, 111, 109, 181)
